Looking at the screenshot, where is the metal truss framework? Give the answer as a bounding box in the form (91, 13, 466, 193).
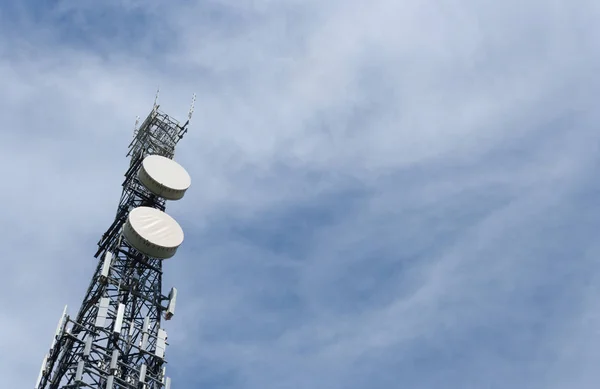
(36, 103, 190, 389)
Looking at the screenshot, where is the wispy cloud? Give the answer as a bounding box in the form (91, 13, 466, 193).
(2, 0, 600, 388)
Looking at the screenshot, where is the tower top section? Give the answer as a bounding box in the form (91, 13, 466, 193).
(129, 93, 196, 162)
(128, 107, 188, 161)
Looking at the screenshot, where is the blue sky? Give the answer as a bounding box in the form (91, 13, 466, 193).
(2, 0, 600, 388)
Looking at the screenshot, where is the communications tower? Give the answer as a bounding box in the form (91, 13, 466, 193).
(35, 95, 195, 389)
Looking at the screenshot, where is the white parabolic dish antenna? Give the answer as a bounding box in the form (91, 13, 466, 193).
(138, 155, 191, 201)
(123, 206, 184, 259)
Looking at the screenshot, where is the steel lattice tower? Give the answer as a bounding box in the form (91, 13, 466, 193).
(35, 95, 195, 389)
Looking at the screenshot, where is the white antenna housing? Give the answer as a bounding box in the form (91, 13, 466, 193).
(123, 207, 184, 259)
(165, 287, 177, 320)
(139, 364, 147, 385)
(137, 155, 191, 201)
(114, 304, 126, 335)
(155, 329, 168, 359)
(52, 305, 67, 345)
(35, 354, 48, 389)
(95, 298, 110, 328)
(100, 252, 113, 280)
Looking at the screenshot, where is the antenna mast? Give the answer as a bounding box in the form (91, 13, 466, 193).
(35, 96, 192, 389)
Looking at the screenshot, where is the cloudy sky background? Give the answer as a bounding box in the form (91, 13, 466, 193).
(2, 0, 600, 388)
